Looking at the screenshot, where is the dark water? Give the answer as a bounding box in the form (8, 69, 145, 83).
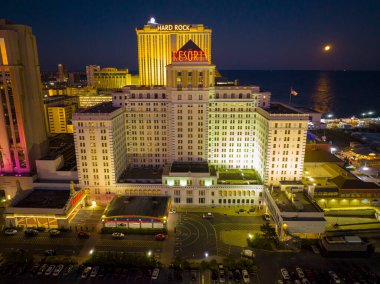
(220, 70, 380, 117)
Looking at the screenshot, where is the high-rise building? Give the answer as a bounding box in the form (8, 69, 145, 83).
(0, 19, 48, 174)
(136, 19, 212, 86)
(57, 63, 68, 82)
(86, 65, 100, 87)
(73, 102, 127, 188)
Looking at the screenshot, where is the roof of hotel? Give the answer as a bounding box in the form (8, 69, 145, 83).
(79, 102, 119, 114)
(266, 103, 301, 114)
(170, 162, 209, 173)
(118, 168, 162, 183)
(304, 149, 343, 163)
(13, 189, 70, 209)
(104, 196, 170, 218)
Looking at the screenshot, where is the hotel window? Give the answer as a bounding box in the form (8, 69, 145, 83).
(174, 197, 181, 203)
(186, 198, 193, 204)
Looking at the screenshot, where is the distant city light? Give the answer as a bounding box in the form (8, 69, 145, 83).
(248, 233, 253, 239)
(91, 200, 96, 207)
(147, 250, 152, 257)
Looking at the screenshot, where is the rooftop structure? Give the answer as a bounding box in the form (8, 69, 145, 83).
(78, 101, 120, 114)
(13, 188, 70, 209)
(104, 195, 170, 219)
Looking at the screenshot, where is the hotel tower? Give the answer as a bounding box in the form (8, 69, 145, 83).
(136, 18, 212, 86)
(0, 20, 48, 174)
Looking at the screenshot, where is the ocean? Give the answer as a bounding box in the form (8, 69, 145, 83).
(220, 70, 380, 118)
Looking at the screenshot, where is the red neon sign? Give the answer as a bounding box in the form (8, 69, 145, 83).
(172, 50, 208, 62)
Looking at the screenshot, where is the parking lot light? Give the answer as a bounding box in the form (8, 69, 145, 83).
(248, 233, 253, 239)
(91, 200, 96, 207)
(205, 252, 208, 258)
(89, 248, 94, 255)
(147, 250, 152, 257)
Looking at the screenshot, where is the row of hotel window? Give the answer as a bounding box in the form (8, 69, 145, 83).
(116, 93, 259, 100)
(173, 198, 256, 204)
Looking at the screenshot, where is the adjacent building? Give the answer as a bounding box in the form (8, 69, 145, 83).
(57, 63, 68, 82)
(0, 19, 48, 175)
(136, 19, 212, 86)
(86, 64, 100, 87)
(43, 95, 79, 134)
(93, 67, 131, 90)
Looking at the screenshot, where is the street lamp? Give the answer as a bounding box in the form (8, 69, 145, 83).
(204, 252, 208, 258)
(147, 250, 152, 257)
(248, 233, 253, 239)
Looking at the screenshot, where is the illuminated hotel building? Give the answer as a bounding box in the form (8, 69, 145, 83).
(72, 103, 127, 190)
(0, 19, 48, 175)
(74, 40, 308, 206)
(93, 67, 131, 90)
(136, 19, 212, 86)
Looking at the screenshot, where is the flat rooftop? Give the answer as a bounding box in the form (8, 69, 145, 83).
(105, 196, 170, 218)
(118, 168, 162, 183)
(304, 150, 343, 163)
(13, 189, 70, 209)
(271, 191, 322, 213)
(266, 103, 301, 115)
(79, 102, 119, 114)
(218, 169, 261, 185)
(170, 162, 209, 173)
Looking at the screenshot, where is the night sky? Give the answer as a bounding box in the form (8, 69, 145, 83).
(2, 0, 380, 71)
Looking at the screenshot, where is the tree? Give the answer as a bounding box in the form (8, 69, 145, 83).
(260, 222, 277, 240)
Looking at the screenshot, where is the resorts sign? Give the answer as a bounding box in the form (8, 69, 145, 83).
(157, 24, 190, 31)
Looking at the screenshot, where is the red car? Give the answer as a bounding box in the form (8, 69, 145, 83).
(77, 231, 90, 239)
(154, 233, 167, 241)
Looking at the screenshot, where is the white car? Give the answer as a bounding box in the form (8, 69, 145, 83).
(4, 229, 17, 235)
(242, 269, 250, 283)
(203, 212, 213, 219)
(81, 267, 92, 279)
(301, 278, 311, 284)
(296, 267, 305, 278)
(280, 268, 290, 280)
(53, 264, 64, 276)
(112, 232, 125, 239)
(45, 265, 56, 276)
(90, 266, 99, 278)
(151, 268, 160, 280)
(169, 208, 176, 214)
(328, 271, 341, 283)
(264, 213, 271, 221)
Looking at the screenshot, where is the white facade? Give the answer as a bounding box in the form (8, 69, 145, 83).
(73, 103, 127, 187)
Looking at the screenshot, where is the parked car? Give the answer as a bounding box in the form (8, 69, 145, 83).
(112, 232, 125, 239)
(301, 278, 311, 284)
(264, 213, 271, 221)
(90, 266, 99, 278)
(37, 264, 48, 275)
(154, 233, 167, 241)
(296, 267, 305, 278)
(53, 264, 64, 276)
(151, 268, 160, 280)
(62, 265, 74, 276)
(234, 270, 242, 282)
(328, 271, 341, 284)
(4, 228, 17, 235)
(24, 229, 38, 237)
(211, 270, 218, 282)
(203, 212, 213, 219)
(242, 269, 250, 283)
(49, 229, 61, 236)
(281, 268, 290, 280)
(169, 208, 176, 214)
(45, 265, 56, 276)
(77, 231, 90, 239)
(81, 266, 92, 279)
